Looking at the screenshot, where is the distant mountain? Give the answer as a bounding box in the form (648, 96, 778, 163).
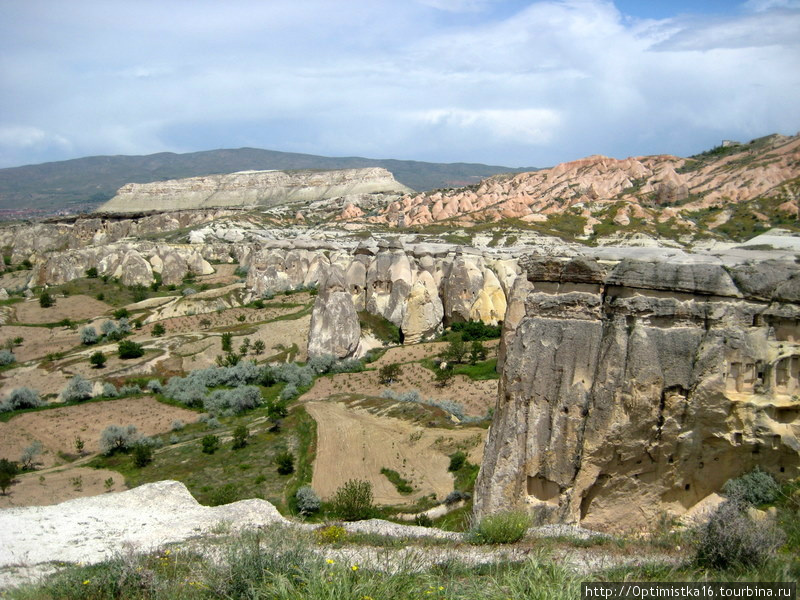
(0, 148, 536, 214)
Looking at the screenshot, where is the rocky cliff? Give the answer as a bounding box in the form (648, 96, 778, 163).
(96, 168, 412, 214)
(365, 134, 800, 240)
(474, 254, 800, 532)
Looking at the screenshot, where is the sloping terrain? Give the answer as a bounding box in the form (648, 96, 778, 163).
(367, 134, 800, 242)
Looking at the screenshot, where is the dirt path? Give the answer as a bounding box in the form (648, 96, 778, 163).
(306, 400, 485, 505)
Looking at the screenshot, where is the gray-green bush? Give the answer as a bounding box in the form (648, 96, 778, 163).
(0, 350, 16, 366)
(79, 326, 99, 345)
(2, 387, 42, 411)
(694, 499, 784, 570)
(295, 485, 321, 516)
(61, 375, 92, 402)
(722, 467, 780, 506)
(100, 424, 140, 455)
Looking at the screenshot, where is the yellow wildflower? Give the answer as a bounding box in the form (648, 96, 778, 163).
(82, 580, 90, 585)
(351, 564, 359, 571)
(326, 558, 335, 564)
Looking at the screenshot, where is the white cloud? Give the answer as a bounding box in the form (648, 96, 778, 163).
(0, 0, 798, 167)
(743, 0, 800, 12)
(417, 108, 562, 144)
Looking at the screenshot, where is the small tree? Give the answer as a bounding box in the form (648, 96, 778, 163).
(469, 340, 487, 365)
(12, 337, 23, 346)
(118, 340, 144, 359)
(252, 340, 265, 355)
(378, 363, 402, 385)
(74, 436, 85, 455)
(100, 424, 139, 455)
(19, 440, 43, 470)
(39, 291, 54, 308)
(221, 332, 233, 352)
(435, 365, 455, 387)
(85, 267, 98, 278)
(232, 424, 249, 449)
(0, 458, 19, 495)
(90, 350, 107, 369)
(151, 323, 166, 337)
(442, 334, 468, 364)
(332, 479, 374, 521)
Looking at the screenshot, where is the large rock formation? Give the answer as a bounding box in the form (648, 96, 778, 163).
(307, 266, 361, 358)
(97, 168, 412, 214)
(475, 254, 800, 532)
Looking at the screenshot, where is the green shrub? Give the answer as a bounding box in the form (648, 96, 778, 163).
(80, 326, 99, 345)
(450, 320, 502, 341)
(202, 434, 220, 454)
(39, 291, 54, 308)
(694, 499, 784, 570)
(332, 479, 374, 521)
(448, 451, 467, 472)
(380, 467, 413, 494)
(85, 266, 98, 278)
(151, 323, 166, 337)
(89, 350, 107, 368)
(0, 458, 19, 495)
(275, 451, 295, 475)
(221, 332, 233, 352)
(471, 510, 531, 544)
(131, 442, 153, 468)
(232, 424, 249, 449)
(722, 467, 780, 506)
(118, 340, 144, 359)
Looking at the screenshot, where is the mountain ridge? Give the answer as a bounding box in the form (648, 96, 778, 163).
(0, 147, 536, 214)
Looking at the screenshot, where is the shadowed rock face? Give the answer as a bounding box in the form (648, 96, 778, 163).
(474, 256, 800, 532)
(96, 168, 412, 213)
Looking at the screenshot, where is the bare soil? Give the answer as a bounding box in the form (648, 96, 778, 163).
(0, 466, 124, 509)
(301, 360, 497, 418)
(0, 396, 200, 470)
(306, 400, 485, 505)
(0, 325, 80, 363)
(13, 295, 112, 324)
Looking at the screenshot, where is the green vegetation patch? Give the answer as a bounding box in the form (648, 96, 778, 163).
(380, 467, 414, 495)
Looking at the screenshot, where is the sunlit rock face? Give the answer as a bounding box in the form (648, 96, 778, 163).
(475, 255, 800, 532)
(97, 168, 412, 213)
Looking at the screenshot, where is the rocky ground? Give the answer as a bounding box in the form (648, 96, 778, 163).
(0, 480, 680, 591)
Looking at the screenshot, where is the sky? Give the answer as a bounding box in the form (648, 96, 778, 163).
(1, 0, 799, 169)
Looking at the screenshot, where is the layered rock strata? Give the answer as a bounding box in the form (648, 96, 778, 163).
(97, 168, 412, 213)
(475, 255, 800, 532)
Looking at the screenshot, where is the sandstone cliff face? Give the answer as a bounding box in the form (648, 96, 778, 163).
(97, 168, 412, 214)
(474, 255, 800, 532)
(307, 266, 362, 359)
